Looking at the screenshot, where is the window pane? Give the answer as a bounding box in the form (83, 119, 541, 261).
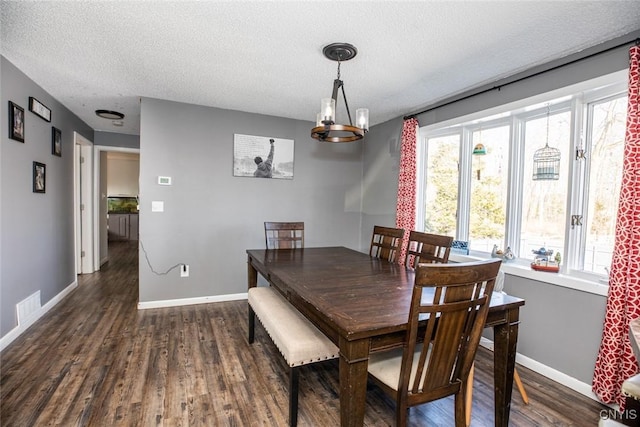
(520, 111, 571, 260)
(424, 134, 459, 237)
(583, 96, 627, 274)
(469, 126, 510, 252)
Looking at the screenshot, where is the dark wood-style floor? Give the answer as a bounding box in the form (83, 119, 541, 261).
(1, 241, 608, 426)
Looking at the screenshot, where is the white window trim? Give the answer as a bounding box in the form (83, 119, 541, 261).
(449, 252, 609, 296)
(418, 70, 628, 297)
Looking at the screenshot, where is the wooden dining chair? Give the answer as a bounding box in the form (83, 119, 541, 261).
(264, 221, 304, 249)
(404, 230, 453, 268)
(369, 225, 405, 263)
(366, 258, 502, 427)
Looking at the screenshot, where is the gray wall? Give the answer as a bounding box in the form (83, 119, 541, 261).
(359, 37, 636, 386)
(503, 276, 606, 384)
(1, 56, 94, 337)
(414, 31, 640, 127)
(359, 117, 405, 250)
(94, 131, 139, 149)
(138, 97, 364, 302)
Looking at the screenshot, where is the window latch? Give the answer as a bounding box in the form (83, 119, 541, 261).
(571, 215, 583, 229)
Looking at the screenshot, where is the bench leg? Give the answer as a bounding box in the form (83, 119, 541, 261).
(248, 304, 256, 344)
(289, 366, 299, 427)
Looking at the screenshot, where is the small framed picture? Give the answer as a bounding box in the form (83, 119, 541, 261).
(8, 101, 25, 142)
(52, 127, 62, 157)
(29, 97, 51, 122)
(33, 162, 46, 193)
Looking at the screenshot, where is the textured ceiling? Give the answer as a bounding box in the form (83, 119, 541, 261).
(2, 1, 640, 136)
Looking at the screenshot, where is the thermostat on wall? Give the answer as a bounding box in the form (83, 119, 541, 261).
(158, 176, 172, 185)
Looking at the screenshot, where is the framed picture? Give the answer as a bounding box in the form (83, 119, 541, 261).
(52, 127, 62, 157)
(29, 97, 51, 122)
(233, 134, 294, 179)
(33, 162, 46, 193)
(8, 101, 25, 142)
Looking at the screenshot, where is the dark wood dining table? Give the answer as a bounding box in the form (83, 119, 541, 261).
(246, 246, 525, 427)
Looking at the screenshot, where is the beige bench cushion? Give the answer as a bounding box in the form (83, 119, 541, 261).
(622, 373, 640, 400)
(248, 287, 339, 367)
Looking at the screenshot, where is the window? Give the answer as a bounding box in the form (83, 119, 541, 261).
(581, 95, 627, 274)
(469, 125, 510, 252)
(520, 108, 571, 261)
(423, 133, 460, 237)
(418, 76, 627, 283)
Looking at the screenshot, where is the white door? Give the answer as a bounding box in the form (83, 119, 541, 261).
(74, 133, 95, 274)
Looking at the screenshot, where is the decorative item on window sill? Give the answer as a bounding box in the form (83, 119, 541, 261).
(530, 247, 559, 272)
(532, 105, 560, 180)
(311, 43, 369, 143)
(451, 240, 469, 255)
(491, 245, 514, 262)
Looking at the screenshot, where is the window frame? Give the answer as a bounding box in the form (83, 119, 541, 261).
(416, 71, 628, 291)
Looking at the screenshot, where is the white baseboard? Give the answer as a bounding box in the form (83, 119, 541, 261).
(479, 337, 606, 404)
(138, 292, 248, 310)
(0, 280, 78, 352)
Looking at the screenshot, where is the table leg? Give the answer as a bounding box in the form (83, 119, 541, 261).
(339, 337, 370, 427)
(247, 256, 258, 289)
(247, 256, 258, 343)
(492, 307, 520, 427)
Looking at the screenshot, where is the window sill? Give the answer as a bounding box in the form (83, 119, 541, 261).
(449, 253, 609, 297)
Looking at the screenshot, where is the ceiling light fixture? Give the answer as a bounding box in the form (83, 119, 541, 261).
(95, 109, 125, 120)
(311, 43, 369, 143)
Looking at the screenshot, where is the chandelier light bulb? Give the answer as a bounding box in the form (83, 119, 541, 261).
(321, 98, 335, 123)
(356, 108, 369, 131)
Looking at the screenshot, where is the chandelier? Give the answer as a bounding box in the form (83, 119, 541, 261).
(311, 43, 369, 143)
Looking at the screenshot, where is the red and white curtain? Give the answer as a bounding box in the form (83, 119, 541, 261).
(593, 44, 640, 408)
(395, 117, 419, 265)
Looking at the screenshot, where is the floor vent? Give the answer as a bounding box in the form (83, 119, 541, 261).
(17, 291, 41, 325)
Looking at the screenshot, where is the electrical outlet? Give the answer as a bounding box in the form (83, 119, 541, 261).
(180, 264, 189, 278)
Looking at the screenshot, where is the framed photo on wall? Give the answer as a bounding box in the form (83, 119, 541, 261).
(52, 127, 62, 157)
(8, 101, 25, 142)
(233, 134, 294, 179)
(33, 162, 46, 193)
(29, 97, 51, 122)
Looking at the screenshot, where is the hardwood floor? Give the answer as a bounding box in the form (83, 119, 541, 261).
(1, 241, 608, 426)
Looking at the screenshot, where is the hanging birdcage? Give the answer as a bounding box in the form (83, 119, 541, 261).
(532, 105, 560, 181)
(533, 143, 561, 180)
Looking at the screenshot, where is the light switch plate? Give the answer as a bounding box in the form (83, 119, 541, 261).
(151, 201, 164, 212)
(158, 176, 172, 185)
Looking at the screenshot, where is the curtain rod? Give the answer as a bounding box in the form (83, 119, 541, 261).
(404, 37, 640, 121)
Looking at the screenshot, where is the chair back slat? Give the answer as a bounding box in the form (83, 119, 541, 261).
(405, 231, 453, 268)
(369, 226, 405, 263)
(264, 222, 304, 249)
(400, 259, 501, 406)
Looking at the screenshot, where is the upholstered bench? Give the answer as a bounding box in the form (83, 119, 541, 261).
(247, 286, 339, 427)
(598, 374, 640, 426)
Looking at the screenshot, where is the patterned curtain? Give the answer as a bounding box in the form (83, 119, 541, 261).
(395, 118, 419, 265)
(593, 45, 640, 408)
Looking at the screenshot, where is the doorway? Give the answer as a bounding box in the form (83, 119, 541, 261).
(93, 146, 140, 268)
